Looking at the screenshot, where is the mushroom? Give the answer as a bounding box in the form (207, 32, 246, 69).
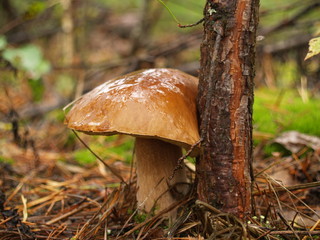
(65, 68, 199, 216)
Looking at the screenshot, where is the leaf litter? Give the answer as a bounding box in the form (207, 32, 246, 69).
(0, 112, 319, 239)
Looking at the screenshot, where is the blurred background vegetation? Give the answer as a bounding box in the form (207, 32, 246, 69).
(0, 0, 319, 164)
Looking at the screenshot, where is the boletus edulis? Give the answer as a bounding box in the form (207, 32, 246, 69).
(65, 68, 199, 217)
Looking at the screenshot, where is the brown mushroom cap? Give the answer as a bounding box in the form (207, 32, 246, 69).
(65, 68, 199, 150)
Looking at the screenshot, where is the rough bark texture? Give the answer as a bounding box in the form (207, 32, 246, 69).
(197, 0, 259, 218)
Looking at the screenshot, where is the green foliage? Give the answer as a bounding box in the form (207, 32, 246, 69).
(260, 0, 298, 27)
(28, 78, 44, 102)
(0, 36, 7, 50)
(273, 58, 299, 88)
(100, 0, 138, 12)
(2, 43, 51, 80)
(305, 37, 320, 60)
(249, 215, 272, 228)
(0, 36, 50, 102)
(253, 88, 320, 136)
(156, 0, 181, 25)
(9, 0, 49, 17)
(156, 0, 203, 33)
(55, 74, 75, 96)
(105, 183, 121, 188)
(133, 212, 148, 223)
(0, 35, 51, 102)
(47, 109, 67, 123)
(262, 142, 292, 157)
(0, 156, 14, 164)
(63, 131, 77, 148)
(24, 1, 47, 19)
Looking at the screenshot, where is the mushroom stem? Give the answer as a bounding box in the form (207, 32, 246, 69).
(135, 138, 189, 215)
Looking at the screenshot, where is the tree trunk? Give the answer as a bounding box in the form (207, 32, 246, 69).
(197, 0, 259, 219)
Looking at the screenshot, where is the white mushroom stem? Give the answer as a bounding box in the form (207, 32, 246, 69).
(134, 138, 189, 215)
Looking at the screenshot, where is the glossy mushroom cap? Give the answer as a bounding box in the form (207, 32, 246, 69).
(65, 68, 200, 150)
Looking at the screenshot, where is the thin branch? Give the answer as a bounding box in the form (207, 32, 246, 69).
(168, 139, 201, 180)
(71, 130, 125, 183)
(261, 1, 320, 36)
(179, 18, 204, 28)
(253, 181, 320, 196)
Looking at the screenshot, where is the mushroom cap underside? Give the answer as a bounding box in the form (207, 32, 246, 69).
(65, 68, 200, 149)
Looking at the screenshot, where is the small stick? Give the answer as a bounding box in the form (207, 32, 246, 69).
(253, 181, 320, 196)
(46, 196, 104, 225)
(169, 139, 201, 180)
(64, 105, 124, 182)
(302, 219, 320, 240)
(268, 230, 320, 236)
(72, 130, 125, 183)
(156, 0, 203, 29)
(178, 18, 204, 28)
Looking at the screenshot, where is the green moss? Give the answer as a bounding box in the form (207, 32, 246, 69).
(0, 155, 14, 164)
(262, 143, 291, 157)
(47, 109, 67, 123)
(72, 136, 134, 165)
(253, 88, 320, 136)
(254, 88, 320, 156)
(28, 78, 44, 102)
(73, 148, 96, 165)
(133, 212, 148, 223)
(63, 131, 77, 149)
(104, 136, 134, 163)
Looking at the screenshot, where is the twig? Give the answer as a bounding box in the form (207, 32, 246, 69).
(5, 170, 37, 204)
(71, 130, 125, 183)
(167, 207, 192, 238)
(118, 198, 190, 239)
(156, 0, 180, 25)
(253, 181, 320, 196)
(268, 230, 320, 236)
(277, 212, 300, 240)
(46, 196, 103, 225)
(195, 200, 222, 215)
(178, 18, 204, 28)
(169, 139, 201, 180)
(302, 219, 320, 240)
(75, 191, 119, 239)
(262, 176, 320, 218)
(261, 34, 311, 54)
(156, 0, 203, 29)
(261, 1, 320, 36)
(116, 178, 165, 238)
(196, 200, 248, 238)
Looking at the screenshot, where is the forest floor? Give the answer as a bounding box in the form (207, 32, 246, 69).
(0, 124, 319, 239)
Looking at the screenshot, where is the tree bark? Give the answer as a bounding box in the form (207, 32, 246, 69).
(197, 0, 259, 218)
